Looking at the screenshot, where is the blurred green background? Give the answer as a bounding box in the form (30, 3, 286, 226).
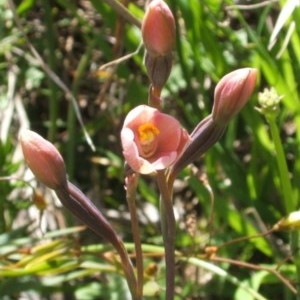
(0, 0, 299, 299)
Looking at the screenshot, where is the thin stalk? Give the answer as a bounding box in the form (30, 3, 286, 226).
(0, 186, 5, 232)
(102, 0, 141, 28)
(267, 115, 294, 213)
(291, 230, 300, 300)
(126, 174, 144, 299)
(42, 0, 58, 142)
(156, 170, 176, 300)
(267, 114, 300, 299)
(169, 0, 194, 99)
(66, 42, 94, 179)
(66, 100, 76, 180)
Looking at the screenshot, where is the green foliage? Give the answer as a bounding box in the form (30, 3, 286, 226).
(1, 0, 300, 299)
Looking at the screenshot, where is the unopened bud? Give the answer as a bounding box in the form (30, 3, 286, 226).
(212, 68, 258, 125)
(20, 130, 67, 190)
(142, 0, 175, 56)
(273, 211, 300, 231)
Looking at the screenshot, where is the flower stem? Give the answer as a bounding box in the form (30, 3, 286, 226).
(156, 170, 176, 300)
(265, 113, 300, 299)
(291, 231, 300, 300)
(267, 114, 294, 213)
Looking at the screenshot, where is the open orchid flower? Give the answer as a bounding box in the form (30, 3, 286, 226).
(121, 105, 190, 175)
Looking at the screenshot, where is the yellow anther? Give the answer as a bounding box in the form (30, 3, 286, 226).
(138, 123, 160, 144)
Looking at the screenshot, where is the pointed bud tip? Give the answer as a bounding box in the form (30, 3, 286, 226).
(20, 130, 67, 190)
(142, 0, 176, 56)
(212, 68, 258, 124)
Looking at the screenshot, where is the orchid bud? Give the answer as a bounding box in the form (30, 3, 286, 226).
(142, 0, 176, 57)
(20, 130, 67, 190)
(212, 68, 258, 125)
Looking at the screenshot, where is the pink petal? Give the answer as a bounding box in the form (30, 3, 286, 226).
(121, 127, 156, 174)
(151, 151, 177, 169)
(153, 114, 182, 152)
(123, 105, 155, 128)
(121, 105, 190, 174)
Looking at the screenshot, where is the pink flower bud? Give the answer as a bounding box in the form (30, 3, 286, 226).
(20, 130, 67, 190)
(142, 0, 176, 56)
(121, 105, 189, 175)
(212, 68, 258, 124)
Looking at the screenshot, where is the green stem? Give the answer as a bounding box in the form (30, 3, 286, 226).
(267, 115, 300, 299)
(101, 0, 141, 27)
(66, 100, 76, 180)
(42, 0, 58, 142)
(267, 115, 294, 213)
(156, 170, 176, 300)
(291, 230, 300, 300)
(169, 0, 194, 99)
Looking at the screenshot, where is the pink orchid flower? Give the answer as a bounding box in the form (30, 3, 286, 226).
(121, 105, 189, 175)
